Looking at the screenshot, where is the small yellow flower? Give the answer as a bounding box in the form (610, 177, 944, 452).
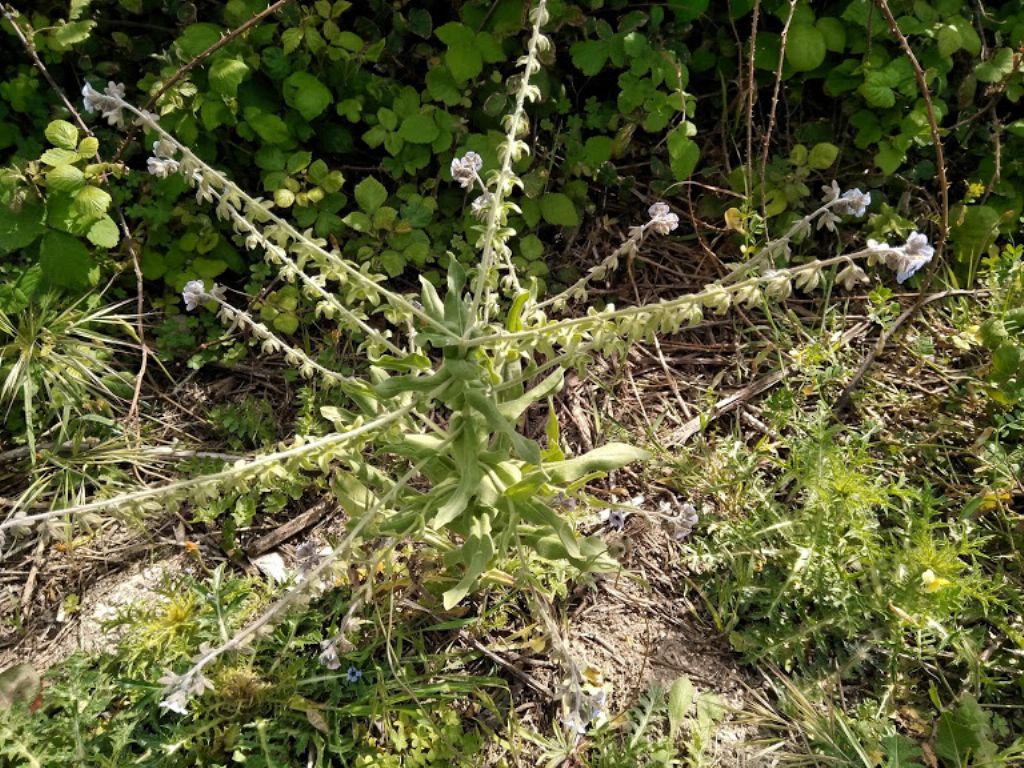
(921, 569, 952, 593)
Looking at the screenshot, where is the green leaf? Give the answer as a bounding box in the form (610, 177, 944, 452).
(426, 68, 462, 105)
(209, 56, 249, 97)
(86, 216, 119, 248)
(785, 25, 827, 72)
(815, 17, 846, 52)
(283, 72, 332, 120)
(936, 25, 962, 57)
(72, 185, 112, 218)
(667, 0, 709, 23)
(951, 204, 999, 267)
(379, 249, 405, 276)
(0, 200, 46, 254)
(880, 734, 924, 768)
(442, 512, 493, 609)
(77, 136, 99, 157)
(39, 148, 80, 167)
(570, 39, 609, 76)
(430, 420, 482, 529)
(48, 20, 95, 51)
(436, 22, 482, 83)
(975, 48, 1014, 83)
(540, 193, 579, 227)
(354, 176, 388, 213)
(398, 112, 440, 144)
(39, 230, 93, 289)
(668, 676, 695, 738)
(807, 142, 839, 169)
(281, 27, 303, 55)
(546, 442, 651, 484)
(272, 312, 299, 334)
(667, 125, 700, 180)
(45, 120, 79, 150)
(874, 141, 905, 174)
(519, 234, 544, 261)
(178, 23, 222, 57)
(992, 343, 1022, 382)
(245, 110, 291, 144)
(46, 164, 85, 192)
(934, 696, 995, 768)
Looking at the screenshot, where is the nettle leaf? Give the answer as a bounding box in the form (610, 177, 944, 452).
(72, 185, 112, 218)
(245, 109, 291, 144)
(178, 23, 222, 58)
(209, 56, 250, 97)
(0, 200, 46, 253)
(951, 204, 999, 267)
(807, 142, 839, 169)
(667, 124, 700, 180)
(39, 148, 81, 167)
(45, 164, 86, 193)
(44, 120, 79, 150)
(354, 176, 388, 213)
(540, 193, 579, 227)
(398, 112, 440, 144)
(87, 216, 120, 248)
(860, 71, 897, 108)
(571, 39, 609, 76)
(785, 25, 827, 71)
(975, 47, 1015, 83)
(39, 230, 94, 289)
(436, 22, 482, 83)
(284, 72, 332, 120)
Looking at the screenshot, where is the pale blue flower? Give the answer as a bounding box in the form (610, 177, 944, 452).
(346, 665, 362, 683)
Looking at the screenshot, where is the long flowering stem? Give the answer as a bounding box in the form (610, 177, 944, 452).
(0, 405, 412, 534)
(469, 0, 549, 323)
(103, 93, 457, 343)
(462, 249, 878, 349)
(204, 290, 364, 388)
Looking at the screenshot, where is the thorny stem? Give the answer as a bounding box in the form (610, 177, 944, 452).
(110, 0, 294, 165)
(469, 0, 548, 323)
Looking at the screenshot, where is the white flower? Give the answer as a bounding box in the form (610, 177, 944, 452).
(450, 151, 483, 189)
(837, 262, 869, 291)
(82, 81, 127, 128)
(816, 209, 841, 232)
(158, 689, 190, 715)
(647, 201, 679, 234)
(834, 188, 871, 217)
(470, 192, 493, 220)
(893, 231, 934, 283)
(319, 638, 341, 670)
(147, 156, 179, 178)
(251, 552, 289, 583)
(182, 280, 207, 311)
(821, 180, 841, 203)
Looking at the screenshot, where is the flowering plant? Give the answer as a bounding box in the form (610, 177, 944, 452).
(0, 0, 941, 727)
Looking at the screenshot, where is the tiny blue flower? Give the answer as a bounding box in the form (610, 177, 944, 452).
(345, 665, 362, 683)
